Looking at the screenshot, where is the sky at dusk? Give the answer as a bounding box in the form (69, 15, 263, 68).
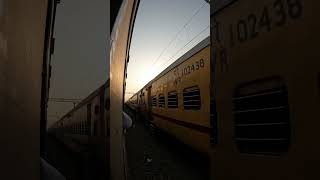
(125, 0, 210, 100)
(47, 0, 109, 127)
(46, 0, 209, 126)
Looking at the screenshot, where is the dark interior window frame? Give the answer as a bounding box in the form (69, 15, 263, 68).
(233, 76, 291, 155)
(167, 90, 178, 109)
(158, 94, 165, 108)
(151, 95, 157, 107)
(183, 86, 201, 110)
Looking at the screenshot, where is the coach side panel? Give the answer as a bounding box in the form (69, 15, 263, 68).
(211, 0, 320, 179)
(151, 46, 211, 154)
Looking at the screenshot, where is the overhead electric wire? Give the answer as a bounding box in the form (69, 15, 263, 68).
(159, 25, 209, 69)
(49, 98, 82, 103)
(150, 2, 208, 67)
(126, 1, 209, 99)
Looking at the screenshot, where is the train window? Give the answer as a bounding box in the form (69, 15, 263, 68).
(94, 105, 99, 115)
(233, 77, 290, 155)
(151, 96, 157, 107)
(183, 86, 201, 110)
(158, 94, 165, 108)
(168, 91, 178, 108)
(80, 122, 82, 135)
(318, 72, 320, 96)
(83, 121, 86, 135)
(105, 98, 110, 110)
(82, 122, 85, 135)
(85, 124, 89, 135)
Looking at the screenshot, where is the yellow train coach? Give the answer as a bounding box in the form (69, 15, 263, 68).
(210, 0, 320, 179)
(128, 37, 211, 155)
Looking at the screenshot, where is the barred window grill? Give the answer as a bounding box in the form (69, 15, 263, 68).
(151, 96, 157, 107)
(183, 86, 201, 110)
(77, 123, 79, 134)
(318, 72, 320, 96)
(81, 123, 83, 134)
(105, 99, 110, 110)
(81, 122, 83, 135)
(233, 77, 290, 155)
(85, 124, 89, 135)
(168, 91, 178, 109)
(94, 105, 99, 115)
(158, 94, 165, 108)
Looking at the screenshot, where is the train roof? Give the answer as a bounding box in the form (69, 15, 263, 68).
(53, 79, 110, 125)
(129, 36, 210, 99)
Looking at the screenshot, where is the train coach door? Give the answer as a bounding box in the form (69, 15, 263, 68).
(210, 44, 218, 148)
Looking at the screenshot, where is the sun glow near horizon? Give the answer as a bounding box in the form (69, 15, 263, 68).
(125, 0, 209, 101)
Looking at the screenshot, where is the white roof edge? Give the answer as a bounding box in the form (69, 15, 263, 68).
(142, 36, 210, 90)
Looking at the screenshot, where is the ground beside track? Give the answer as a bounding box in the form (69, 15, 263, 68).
(45, 134, 85, 180)
(125, 108, 210, 180)
(45, 133, 108, 180)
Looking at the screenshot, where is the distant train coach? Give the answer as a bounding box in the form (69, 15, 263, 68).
(127, 37, 211, 154)
(50, 80, 110, 139)
(49, 80, 110, 178)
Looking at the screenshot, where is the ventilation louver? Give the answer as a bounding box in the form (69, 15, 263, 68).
(168, 91, 178, 108)
(158, 94, 165, 108)
(183, 86, 201, 110)
(233, 77, 290, 155)
(151, 96, 157, 107)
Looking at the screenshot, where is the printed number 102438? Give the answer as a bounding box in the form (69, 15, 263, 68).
(213, 0, 304, 48)
(174, 59, 205, 78)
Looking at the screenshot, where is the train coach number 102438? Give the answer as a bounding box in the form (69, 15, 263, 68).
(173, 59, 205, 84)
(212, 0, 304, 73)
(232, 0, 303, 47)
(179, 59, 205, 77)
(230, 0, 303, 47)
(213, 0, 304, 48)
